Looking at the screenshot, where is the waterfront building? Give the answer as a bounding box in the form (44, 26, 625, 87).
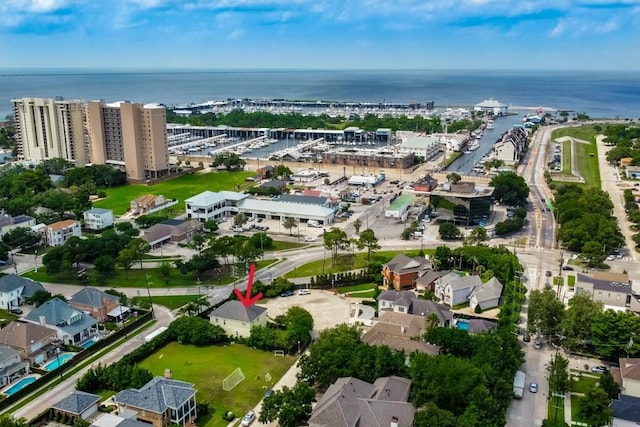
(86, 101, 169, 181)
(12, 97, 88, 166)
(474, 99, 508, 115)
(429, 181, 493, 226)
(321, 148, 414, 170)
(396, 131, 442, 160)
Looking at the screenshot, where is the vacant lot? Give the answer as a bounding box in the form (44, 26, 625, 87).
(138, 342, 295, 427)
(552, 126, 600, 189)
(93, 170, 253, 214)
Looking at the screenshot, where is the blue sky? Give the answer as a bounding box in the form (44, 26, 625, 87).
(1, 0, 639, 70)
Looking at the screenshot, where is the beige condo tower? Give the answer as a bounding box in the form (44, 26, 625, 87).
(86, 100, 169, 181)
(12, 97, 88, 166)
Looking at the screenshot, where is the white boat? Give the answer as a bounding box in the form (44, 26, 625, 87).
(486, 120, 495, 129)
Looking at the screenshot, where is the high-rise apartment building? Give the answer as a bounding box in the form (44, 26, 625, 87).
(86, 101, 169, 181)
(12, 97, 88, 166)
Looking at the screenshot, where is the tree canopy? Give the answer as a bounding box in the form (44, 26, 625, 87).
(490, 172, 530, 207)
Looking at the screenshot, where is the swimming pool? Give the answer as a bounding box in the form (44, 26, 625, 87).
(42, 352, 73, 371)
(2, 375, 38, 396)
(81, 339, 96, 349)
(456, 320, 469, 331)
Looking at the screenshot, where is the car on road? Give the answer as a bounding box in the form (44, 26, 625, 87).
(606, 255, 616, 261)
(241, 410, 256, 426)
(534, 338, 542, 349)
(523, 332, 531, 342)
(529, 382, 538, 393)
(591, 366, 609, 374)
(280, 291, 294, 297)
(9, 308, 23, 315)
(545, 270, 553, 277)
(304, 236, 316, 242)
(562, 266, 574, 271)
(257, 218, 263, 222)
(298, 289, 310, 295)
(264, 389, 274, 398)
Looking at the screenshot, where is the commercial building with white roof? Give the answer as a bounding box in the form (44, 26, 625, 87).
(474, 99, 508, 115)
(185, 190, 248, 222)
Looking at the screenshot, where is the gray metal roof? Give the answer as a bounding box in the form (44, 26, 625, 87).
(239, 198, 335, 219)
(437, 272, 482, 291)
(277, 194, 329, 206)
(25, 298, 97, 336)
(114, 377, 196, 414)
(52, 391, 100, 415)
(612, 394, 640, 422)
(470, 277, 504, 304)
(69, 287, 119, 309)
(0, 274, 45, 297)
(210, 300, 267, 323)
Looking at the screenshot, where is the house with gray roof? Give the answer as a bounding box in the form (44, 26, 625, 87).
(434, 273, 482, 307)
(0, 321, 58, 365)
(612, 394, 640, 425)
(24, 298, 97, 346)
(209, 300, 267, 338)
(362, 312, 439, 356)
(469, 277, 504, 311)
(69, 287, 123, 322)
(0, 345, 30, 388)
(83, 208, 114, 230)
(142, 219, 203, 247)
(52, 391, 100, 420)
(0, 214, 36, 238)
(377, 291, 453, 327)
(114, 376, 197, 427)
(378, 290, 415, 314)
(0, 274, 45, 310)
(382, 254, 433, 290)
(308, 376, 415, 427)
(576, 271, 638, 312)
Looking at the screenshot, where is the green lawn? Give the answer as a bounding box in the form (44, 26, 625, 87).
(552, 126, 600, 189)
(571, 395, 586, 424)
(0, 309, 19, 327)
(547, 395, 566, 423)
(336, 283, 378, 294)
(137, 342, 295, 427)
(284, 249, 432, 278)
(22, 259, 277, 288)
(562, 140, 572, 175)
(131, 295, 199, 310)
(93, 171, 254, 215)
(270, 240, 308, 251)
(567, 275, 576, 287)
(570, 375, 598, 394)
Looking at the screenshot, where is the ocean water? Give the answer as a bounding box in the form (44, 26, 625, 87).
(1, 69, 638, 119)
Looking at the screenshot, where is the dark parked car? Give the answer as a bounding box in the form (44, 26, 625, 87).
(9, 308, 23, 315)
(545, 270, 553, 277)
(591, 366, 609, 374)
(523, 332, 531, 342)
(280, 291, 294, 297)
(562, 266, 574, 271)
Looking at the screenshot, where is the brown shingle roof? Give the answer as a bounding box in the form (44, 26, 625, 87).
(0, 321, 57, 350)
(47, 219, 79, 231)
(620, 358, 640, 381)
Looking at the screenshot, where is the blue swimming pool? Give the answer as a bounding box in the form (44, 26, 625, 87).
(456, 320, 469, 331)
(81, 339, 96, 349)
(3, 376, 37, 396)
(42, 352, 73, 371)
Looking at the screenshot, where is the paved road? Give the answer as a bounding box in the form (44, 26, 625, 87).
(7, 305, 175, 419)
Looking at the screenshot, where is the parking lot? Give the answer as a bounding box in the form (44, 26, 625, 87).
(261, 290, 352, 339)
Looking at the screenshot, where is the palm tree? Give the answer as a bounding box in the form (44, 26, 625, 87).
(283, 217, 297, 236)
(353, 218, 362, 235)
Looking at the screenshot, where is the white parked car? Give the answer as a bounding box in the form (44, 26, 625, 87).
(304, 236, 316, 242)
(298, 289, 310, 295)
(241, 411, 256, 426)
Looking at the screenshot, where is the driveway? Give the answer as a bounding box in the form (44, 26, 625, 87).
(261, 290, 352, 339)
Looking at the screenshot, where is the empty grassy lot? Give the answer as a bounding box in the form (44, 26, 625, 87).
(93, 171, 254, 215)
(137, 342, 295, 427)
(552, 126, 600, 189)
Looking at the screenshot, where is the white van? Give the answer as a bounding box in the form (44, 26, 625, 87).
(307, 220, 321, 228)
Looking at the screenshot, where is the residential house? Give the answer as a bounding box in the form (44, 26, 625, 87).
(24, 298, 98, 346)
(434, 273, 482, 307)
(0, 274, 46, 310)
(184, 190, 248, 222)
(209, 300, 267, 338)
(46, 219, 81, 246)
(626, 166, 640, 180)
(52, 391, 100, 421)
(459, 318, 498, 334)
(129, 195, 177, 216)
(0, 345, 30, 387)
(0, 321, 58, 365)
(490, 126, 527, 165)
(377, 290, 453, 327)
(618, 358, 640, 398)
(257, 165, 275, 178)
(382, 254, 433, 290)
(415, 270, 449, 293)
(259, 179, 287, 193)
(611, 394, 640, 426)
(142, 219, 203, 247)
(361, 312, 439, 356)
(68, 287, 123, 322)
(91, 412, 151, 427)
(83, 208, 115, 230)
(308, 376, 416, 427)
(575, 272, 637, 312)
(0, 214, 36, 238)
(114, 376, 197, 427)
(469, 277, 504, 311)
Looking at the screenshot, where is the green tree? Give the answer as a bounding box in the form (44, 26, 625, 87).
(439, 222, 461, 240)
(203, 219, 219, 233)
(547, 353, 570, 397)
(414, 402, 458, 427)
(446, 172, 462, 184)
(1, 227, 42, 249)
(0, 415, 29, 427)
(578, 386, 612, 427)
(233, 213, 247, 227)
(167, 316, 227, 345)
(258, 382, 315, 427)
(357, 228, 381, 262)
(248, 232, 273, 250)
(581, 241, 605, 267)
(599, 371, 620, 399)
(126, 238, 150, 270)
(323, 228, 349, 260)
(527, 288, 564, 341)
(116, 248, 136, 279)
(26, 290, 53, 306)
(212, 152, 246, 170)
(591, 310, 640, 358)
(158, 261, 172, 286)
(94, 254, 116, 278)
(465, 226, 488, 246)
(561, 294, 603, 351)
(283, 217, 297, 236)
(490, 172, 530, 207)
(274, 164, 293, 179)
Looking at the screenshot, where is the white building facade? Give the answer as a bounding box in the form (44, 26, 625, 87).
(46, 220, 82, 246)
(83, 208, 114, 230)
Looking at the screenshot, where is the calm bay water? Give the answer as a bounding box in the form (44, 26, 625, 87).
(0, 69, 639, 119)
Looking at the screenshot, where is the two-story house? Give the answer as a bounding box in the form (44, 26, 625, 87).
(24, 298, 97, 346)
(114, 376, 197, 427)
(377, 290, 453, 327)
(469, 277, 504, 312)
(0, 321, 58, 365)
(184, 190, 248, 222)
(0, 345, 30, 387)
(209, 300, 267, 338)
(617, 358, 640, 398)
(0, 214, 36, 238)
(575, 272, 639, 311)
(130, 195, 178, 216)
(46, 220, 81, 247)
(361, 311, 439, 356)
(382, 254, 433, 290)
(434, 273, 482, 307)
(82, 208, 114, 230)
(0, 274, 46, 310)
(68, 287, 122, 322)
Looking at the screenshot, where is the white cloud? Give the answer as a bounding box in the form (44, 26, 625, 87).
(226, 28, 245, 39)
(0, 0, 71, 13)
(549, 19, 566, 37)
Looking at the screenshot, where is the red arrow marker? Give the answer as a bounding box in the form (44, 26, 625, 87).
(234, 263, 263, 307)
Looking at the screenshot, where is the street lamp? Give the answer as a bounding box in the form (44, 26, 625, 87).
(145, 274, 155, 318)
(34, 250, 38, 273)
